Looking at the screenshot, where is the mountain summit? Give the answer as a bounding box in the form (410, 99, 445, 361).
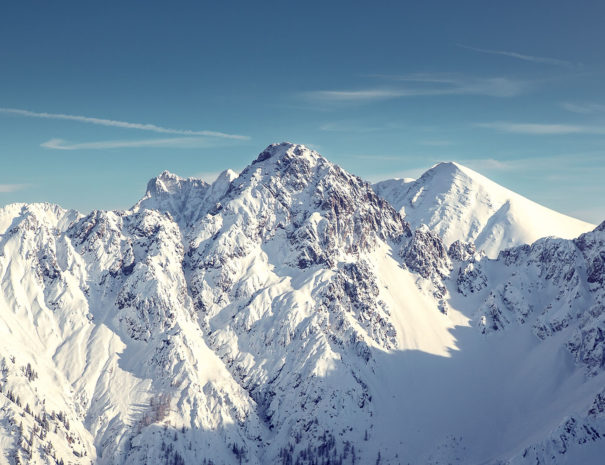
(374, 161, 594, 257)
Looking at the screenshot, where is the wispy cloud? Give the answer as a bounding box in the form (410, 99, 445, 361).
(457, 158, 512, 172)
(320, 120, 406, 132)
(368, 73, 461, 84)
(352, 154, 405, 161)
(467, 152, 605, 172)
(0, 184, 28, 193)
(474, 121, 605, 135)
(418, 140, 454, 147)
(41, 137, 215, 150)
(0, 108, 249, 140)
(560, 102, 605, 114)
(305, 74, 527, 103)
(320, 121, 376, 132)
(457, 44, 574, 67)
(309, 89, 410, 102)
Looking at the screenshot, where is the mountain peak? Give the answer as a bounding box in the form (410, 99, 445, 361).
(422, 161, 471, 181)
(252, 142, 320, 165)
(376, 160, 594, 257)
(217, 168, 239, 183)
(145, 170, 209, 197)
(134, 171, 212, 224)
(157, 169, 178, 180)
(430, 161, 462, 171)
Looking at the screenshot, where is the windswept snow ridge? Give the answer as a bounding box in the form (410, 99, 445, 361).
(0, 143, 603, 464)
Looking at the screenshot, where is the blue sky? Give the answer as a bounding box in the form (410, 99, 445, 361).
(1, 0, 604, 223)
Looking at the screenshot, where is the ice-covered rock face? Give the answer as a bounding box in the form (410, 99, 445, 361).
(0, 142, 603, 465)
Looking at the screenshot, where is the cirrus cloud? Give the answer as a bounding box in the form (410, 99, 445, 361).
(457, 44, 574, 68)
(474, 122, 605, 135)
(41, 137, 215, 150)
(0, 107, 249, 140)
(304, 74, 528, 104)
(560, 102, 605, 114)
(0, 184, 28, 193)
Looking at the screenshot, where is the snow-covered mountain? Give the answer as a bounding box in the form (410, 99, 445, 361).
(374, 162, 594, 258)
(0, 142, 603, 465)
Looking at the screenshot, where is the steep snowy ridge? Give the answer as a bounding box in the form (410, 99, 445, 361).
(0, 143, 603, 464)
(374, 161, 594, 258)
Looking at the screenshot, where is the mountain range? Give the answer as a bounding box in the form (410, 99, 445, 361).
(0, 142, 602, 465)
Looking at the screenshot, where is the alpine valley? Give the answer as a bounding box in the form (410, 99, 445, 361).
(0, 142, 603, 465)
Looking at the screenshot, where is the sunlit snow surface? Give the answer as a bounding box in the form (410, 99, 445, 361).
(374, 162, 594, 258)
(0, 143, 603, 464)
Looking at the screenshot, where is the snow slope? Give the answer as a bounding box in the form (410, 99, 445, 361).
(374, 162, 594, 258)
(0, 143, 603, 464)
